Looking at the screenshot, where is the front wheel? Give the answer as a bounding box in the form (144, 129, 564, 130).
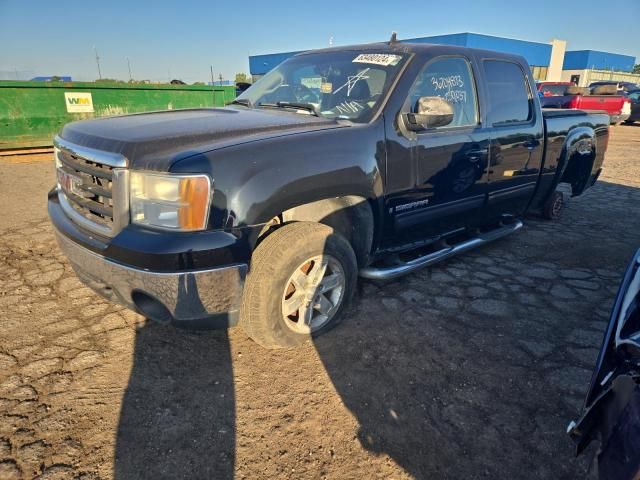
(240, 222, 357, 348)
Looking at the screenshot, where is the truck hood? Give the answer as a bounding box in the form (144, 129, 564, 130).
(59, 107, 343, 171)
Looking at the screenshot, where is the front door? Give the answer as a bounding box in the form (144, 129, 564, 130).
(391, 55, 490, 241)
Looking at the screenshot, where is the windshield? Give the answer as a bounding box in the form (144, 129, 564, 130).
(236, 50, 410, 122)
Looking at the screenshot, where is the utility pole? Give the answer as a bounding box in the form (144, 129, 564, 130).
(126, 57, 132, 81)
(94, 46, 102, 80)
(210, 66, 216, 105)
(218, 73, 223, 85)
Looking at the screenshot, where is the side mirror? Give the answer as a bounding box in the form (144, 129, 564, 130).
(404, 96, 454, 131)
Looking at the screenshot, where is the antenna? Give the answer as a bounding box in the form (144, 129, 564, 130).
(389, 31, 398, 44)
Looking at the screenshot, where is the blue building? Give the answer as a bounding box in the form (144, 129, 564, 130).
(249, 32, 555, 80)
(563, 50, 636, 72)
(248, 32, 636, 82)
(30, 76, 72, 82)
(403, 32, 552, 71)
(249, 51, 305, 79)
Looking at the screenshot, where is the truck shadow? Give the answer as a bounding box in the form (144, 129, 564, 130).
(113, 322, 236, 479)
(113, 179, 639, 478)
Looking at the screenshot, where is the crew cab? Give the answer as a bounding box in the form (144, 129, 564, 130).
(538, 82, 632, 124)
(48, 41, 610, 348)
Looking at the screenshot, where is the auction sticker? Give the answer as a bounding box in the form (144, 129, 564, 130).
(353, 53, 401, 66)
(64, 92, 94, 113)
(320, 82, 333, 93)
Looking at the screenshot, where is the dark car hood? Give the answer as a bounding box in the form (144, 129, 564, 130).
(60, 107, 343, 171)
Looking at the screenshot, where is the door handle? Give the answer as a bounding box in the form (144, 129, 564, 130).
(466, 149, 488, 162)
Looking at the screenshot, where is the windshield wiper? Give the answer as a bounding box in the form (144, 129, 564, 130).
(257, 101, 319, 117)
(230, 98, 253, 108)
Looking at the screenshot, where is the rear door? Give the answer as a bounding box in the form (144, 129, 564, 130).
(478, 59, 544, 218)
(389, 55, 490, 241)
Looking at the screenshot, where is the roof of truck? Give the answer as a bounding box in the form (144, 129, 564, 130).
(295, 41, 528, 65)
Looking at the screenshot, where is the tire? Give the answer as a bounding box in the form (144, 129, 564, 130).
(624, 120, 636, 125)
(542, 191, 564, 220)
(240, 222, 357, 349)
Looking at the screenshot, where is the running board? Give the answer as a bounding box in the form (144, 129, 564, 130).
(359, 220, 523, 281)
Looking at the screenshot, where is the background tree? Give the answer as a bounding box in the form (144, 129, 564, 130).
(95, 78, 125, 84)
(234, 73, 251, 84)
(633, 64, 640, 74)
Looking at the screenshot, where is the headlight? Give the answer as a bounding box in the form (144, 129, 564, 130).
(130, 172, 211, 231)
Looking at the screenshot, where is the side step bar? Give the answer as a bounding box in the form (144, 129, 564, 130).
(359, 220, 523, 281)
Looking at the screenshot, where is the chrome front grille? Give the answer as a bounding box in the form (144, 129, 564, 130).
(54, 137, 129, 237)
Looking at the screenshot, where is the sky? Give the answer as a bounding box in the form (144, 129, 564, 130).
(1, 0, 638, 83)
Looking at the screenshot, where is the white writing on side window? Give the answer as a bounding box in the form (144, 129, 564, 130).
(431, 75, 467, 103)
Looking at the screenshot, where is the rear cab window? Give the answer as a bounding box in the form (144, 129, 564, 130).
(539, 84, 568, 96)
(482, 60, 533, 126)
(407, 56, 479, 128)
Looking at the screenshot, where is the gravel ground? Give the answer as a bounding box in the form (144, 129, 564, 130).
(0, 124, 639, 479)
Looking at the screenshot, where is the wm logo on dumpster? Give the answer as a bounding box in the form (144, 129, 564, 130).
(68, 97, 90, 105)
(64, 92, 94, 113)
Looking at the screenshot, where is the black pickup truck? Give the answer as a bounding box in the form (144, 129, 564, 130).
(48, 41, 609, 348)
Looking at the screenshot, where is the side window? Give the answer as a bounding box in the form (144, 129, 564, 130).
(483, 60, 532, 125)
(408, 57, 478, 128)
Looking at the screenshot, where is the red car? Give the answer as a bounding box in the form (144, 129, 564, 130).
(537, 81, 632, 125)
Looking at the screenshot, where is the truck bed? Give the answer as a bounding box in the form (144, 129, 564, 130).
(541, 108, 594, 118)
(528, 109, 610, 213)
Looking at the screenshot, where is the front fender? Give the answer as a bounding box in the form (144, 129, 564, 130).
(198, 122, 386, 228)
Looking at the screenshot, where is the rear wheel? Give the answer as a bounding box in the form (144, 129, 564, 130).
(240, 222, 357, 348)
(542, 190, 564, 220)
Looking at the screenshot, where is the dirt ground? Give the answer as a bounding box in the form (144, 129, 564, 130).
(1, 125, 639, 480)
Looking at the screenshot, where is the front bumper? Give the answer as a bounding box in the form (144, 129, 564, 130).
(55, 230, 247, 327)
(610, 112, 631, 124)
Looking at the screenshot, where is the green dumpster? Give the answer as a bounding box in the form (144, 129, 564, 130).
(0, 81, 236, 150)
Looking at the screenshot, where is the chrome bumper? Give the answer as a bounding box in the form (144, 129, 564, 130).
(54, 231, 247, 327)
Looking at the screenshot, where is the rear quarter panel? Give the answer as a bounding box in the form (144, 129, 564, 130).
(530, 111, 609, 210)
